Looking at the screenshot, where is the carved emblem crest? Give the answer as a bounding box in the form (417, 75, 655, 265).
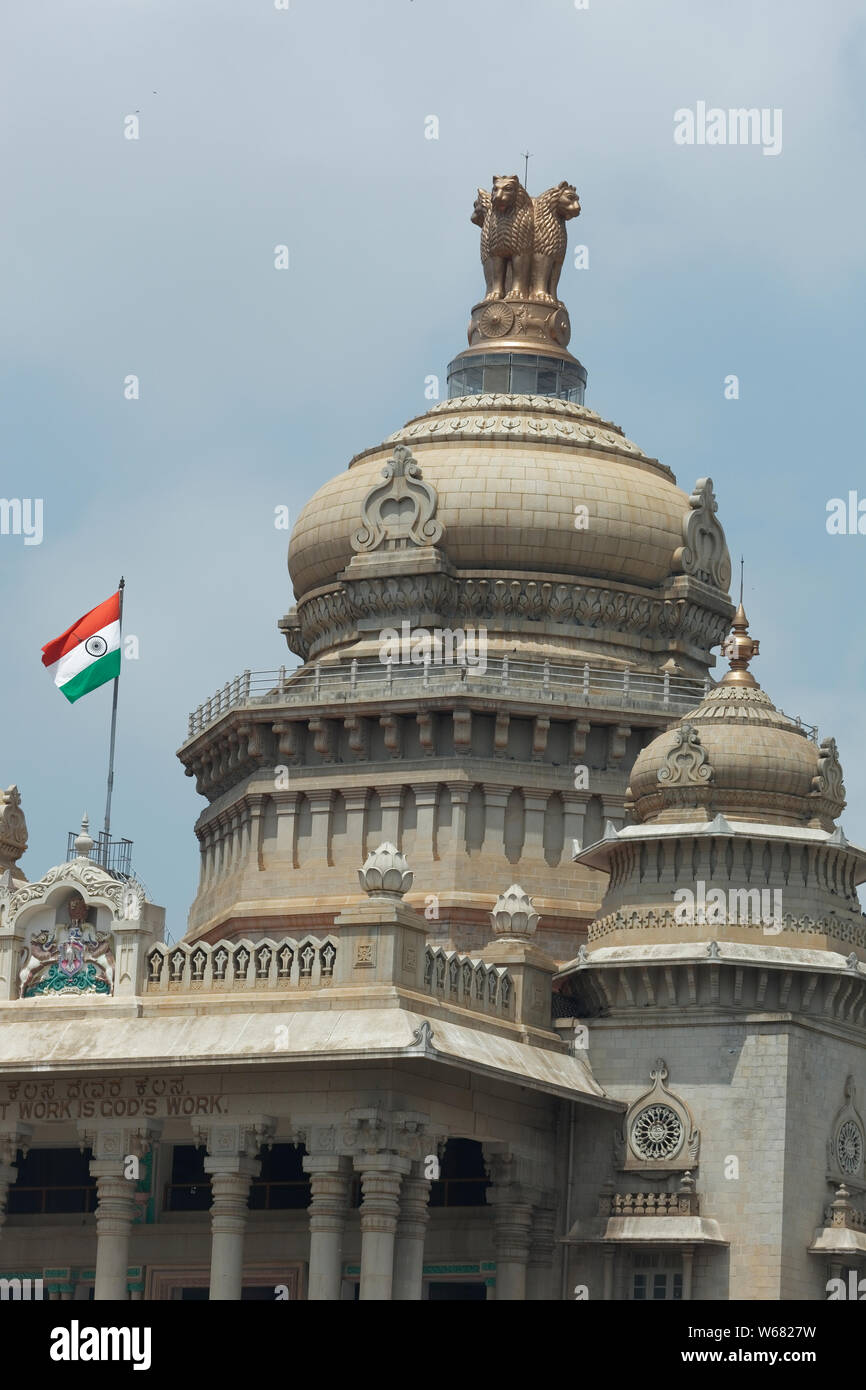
(351, 445, 444, 554)
(657, 722, 714, 787)
(19, 892, 115, 998)
(672, 477, 732, 591)
(811, 736, 846, 808)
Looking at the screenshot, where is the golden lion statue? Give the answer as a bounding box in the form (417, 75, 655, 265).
(472, 175, 580, 307)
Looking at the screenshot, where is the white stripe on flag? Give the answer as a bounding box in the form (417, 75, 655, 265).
(45, 620, 121, 688)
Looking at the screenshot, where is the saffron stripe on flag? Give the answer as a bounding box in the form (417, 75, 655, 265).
(44, 620, 121, 688)
(41, 592, 121, 667)
(57, 649, 121, 704)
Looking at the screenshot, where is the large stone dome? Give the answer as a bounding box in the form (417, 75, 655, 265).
(292, 395, 690, 595)
(284, 394, 734, 674)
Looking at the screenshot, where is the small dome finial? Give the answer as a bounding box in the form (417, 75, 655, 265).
(719, 603, 760, 688)
(74, 813, 94, 860)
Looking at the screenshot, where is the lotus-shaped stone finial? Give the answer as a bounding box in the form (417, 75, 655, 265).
(490, 883, 539, 938)
(358, 842, 413, 898)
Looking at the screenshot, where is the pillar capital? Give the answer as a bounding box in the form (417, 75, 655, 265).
(343, 1107, 433, 1163)
(192, 1117, 275, 1162)
(78, 1121, 162, 1168)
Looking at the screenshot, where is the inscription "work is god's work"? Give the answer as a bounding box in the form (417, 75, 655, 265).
(0, 1076, 228, 1122)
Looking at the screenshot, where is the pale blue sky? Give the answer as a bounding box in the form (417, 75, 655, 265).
(3, 0, 865, 934)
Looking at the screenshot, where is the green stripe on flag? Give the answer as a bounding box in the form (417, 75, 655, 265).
(60, 649, 121, 704)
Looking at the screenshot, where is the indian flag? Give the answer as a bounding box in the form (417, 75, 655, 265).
(41, 591, 122, 704)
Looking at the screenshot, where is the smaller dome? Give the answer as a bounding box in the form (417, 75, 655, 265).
(627, 606, 846, 830)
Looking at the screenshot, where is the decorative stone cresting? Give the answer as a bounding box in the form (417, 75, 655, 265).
(351, 445, 443, 554)
(672, 477, 732, 591)
(358, 843, 413, 898)
(490, 883, 539, 938)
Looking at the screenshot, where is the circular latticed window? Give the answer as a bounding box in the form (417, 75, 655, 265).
(630, 1104, 684, 1161)
(836, 1121, 864, 1175)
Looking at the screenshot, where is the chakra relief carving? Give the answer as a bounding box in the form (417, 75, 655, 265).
(672, 477, 732, 592)
(828, 1076, 865, 1182)
(657, 722, 714, 787)
(351, 445, 444, 555)
(619, 1059, 700, 1172)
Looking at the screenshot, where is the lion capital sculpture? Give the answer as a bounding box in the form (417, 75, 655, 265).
(472, 175, 581, 307)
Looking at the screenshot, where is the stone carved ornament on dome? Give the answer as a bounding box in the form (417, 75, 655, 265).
(827, 1076, 866, 1187)
(811, 736, 846, 810)
(656, 722, 714, 787)
(0, 785, 27, 869)
(672, 477, 732, 592)
(351, 445, 444, 555)
(615, 1058, 700, 1174)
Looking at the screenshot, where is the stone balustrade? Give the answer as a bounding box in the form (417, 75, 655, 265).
(423, 946, 512, 1017)
(185, 657, 712, 740)
(599, 1188, 700, 1217)
(145, 936, 337, 992)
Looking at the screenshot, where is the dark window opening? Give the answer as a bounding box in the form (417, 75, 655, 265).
(6, 1147, 97, 1215)
(429, 1138, 490, 1208)
(249, 1143, 310, 1210)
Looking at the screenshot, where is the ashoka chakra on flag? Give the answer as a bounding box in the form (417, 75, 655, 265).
(41, 591, 121, 704)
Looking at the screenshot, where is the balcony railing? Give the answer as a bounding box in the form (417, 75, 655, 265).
(66, 830, 133, 879)
(600, 1189, 700, 1217)
(185, 658, 715, 739)
(185, 657, 818, 743)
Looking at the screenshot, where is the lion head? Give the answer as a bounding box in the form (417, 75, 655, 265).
(552, 182, 581, 221)
(492, 175, 521, 211)
(471, 188, 488, 227)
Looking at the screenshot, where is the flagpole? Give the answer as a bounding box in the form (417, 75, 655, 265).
(103, 576, 124, 838)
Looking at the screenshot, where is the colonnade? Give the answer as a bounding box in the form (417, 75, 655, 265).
(0, 1119, 558, 1301)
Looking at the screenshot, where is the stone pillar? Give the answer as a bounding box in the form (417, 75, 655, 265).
(562, 793, 587, 856)
(411, 784, 439, 861)
(342, 788, 369, 860)
(445, 782, 469, 860)
(199, 1119, 273, 1301)
(526, 1199, 557, 1300)
(481, 785, 511, 859)
(379, 788, 403, 847)
(392, 1161, 432, 1301)
(355, 1153, 411, 1301)
(602, 1247, 615, 1300)
(484, 1151, 539, 1301)
(273, 789, 301, 864)
(306, 789, 334, 865)
(303, 1151, 353, 1301)
(0, 1126, 30, 1236)
(345, 1108, 429, 1301)
(83, 1125, 159, 1302)
(523, 792, 548, 861)
(681, 1247, 694, 1301)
